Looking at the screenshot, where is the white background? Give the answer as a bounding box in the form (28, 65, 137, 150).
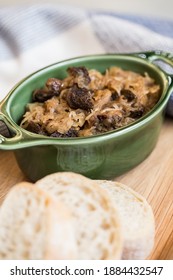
(0, 0, 173, 20)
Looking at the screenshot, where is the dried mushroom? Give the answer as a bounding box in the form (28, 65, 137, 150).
(66, 84, 93, 110)
(67, 66, 91, 88)
(33, 78, 62, 102)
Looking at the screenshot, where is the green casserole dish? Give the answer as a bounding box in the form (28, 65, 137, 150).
(0, 51, 173, 181)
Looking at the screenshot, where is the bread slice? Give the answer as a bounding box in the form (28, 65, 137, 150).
(96, 180, 155, 260)
(35, 172, 123, 260)
(0, 182, 77, 260)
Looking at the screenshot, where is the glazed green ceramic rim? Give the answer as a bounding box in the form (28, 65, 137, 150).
(0, 52, 172, 147)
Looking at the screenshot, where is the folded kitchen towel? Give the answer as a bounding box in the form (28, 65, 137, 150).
(0, 4, 173, 115)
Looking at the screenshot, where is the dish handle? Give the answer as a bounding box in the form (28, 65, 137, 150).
(0, 113, 24, 150)
(0, 112, 56, 150)
(134, 50, 173, 76)
(135, 51, 173, 117)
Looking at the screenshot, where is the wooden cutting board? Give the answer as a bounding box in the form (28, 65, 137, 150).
(0, 118, 172, 260)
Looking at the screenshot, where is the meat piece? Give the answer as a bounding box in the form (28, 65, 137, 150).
(67, 66, 91, 88)
(97, 111, 122, 131)
(45, 78, 62, 94)
(130, 108, 144, 118)
(32, 89, 54, 102)
(50, 128, 78, 138)
(66, 84, 93, 110)
(121, 89, 136, 102)
(33, 78, 62, 102)
(25, 121, 46, 135)
(111, 92, 119, 101)
(86, 110, 122, 134)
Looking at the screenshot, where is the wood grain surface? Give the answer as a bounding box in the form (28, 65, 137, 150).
(0, 118, 172, 260)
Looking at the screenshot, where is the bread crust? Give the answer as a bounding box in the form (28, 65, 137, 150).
(96, 180, 155, 260)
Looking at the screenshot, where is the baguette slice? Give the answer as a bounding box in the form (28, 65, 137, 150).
(0, 182, 77, 260)
(36, 172, 123, 260)
(96, 180, 155, 260)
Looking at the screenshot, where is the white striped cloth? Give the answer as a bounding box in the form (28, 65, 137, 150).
(0, 4, 173, 115)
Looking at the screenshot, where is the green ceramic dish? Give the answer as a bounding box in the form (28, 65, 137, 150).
(0, 51, 173, 182)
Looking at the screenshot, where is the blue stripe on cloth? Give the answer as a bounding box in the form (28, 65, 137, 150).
(89, 13, 173, 54)
(0, 5, 87, 60)
(92, 12, 173, 38)
(0, 5, 173, 60)
(118, 14, 173, 39)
